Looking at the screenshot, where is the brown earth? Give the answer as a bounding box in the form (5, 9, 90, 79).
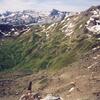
(0, 49, 100, 100)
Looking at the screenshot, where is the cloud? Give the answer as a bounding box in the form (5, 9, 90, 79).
(0, 0, 99, 12)
(0, 0, 35, 12)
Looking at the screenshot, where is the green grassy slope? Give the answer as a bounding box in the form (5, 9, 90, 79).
(0, 14, 99, 72)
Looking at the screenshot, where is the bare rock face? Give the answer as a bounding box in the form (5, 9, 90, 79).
(41, 94, 63, 100)
(86, 6, 100, 34)
(87, 6, 100, 12)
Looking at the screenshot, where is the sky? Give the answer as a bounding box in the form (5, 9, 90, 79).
(0, 0, 99, 12)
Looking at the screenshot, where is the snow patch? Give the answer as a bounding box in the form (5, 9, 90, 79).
(86, 9, 100, 34)
(87, 25, 100, 33)
(61, 24, 68, 29)
(14, 32, 19, 36)
(69, 87, 75, 93)
(79, 24, 83, 29)
(67, 18, 70, 21)
(88, 62, 98, 69)
(47, 23, 56, 30)
(93, 55, 100, 60)
(92, 46, 100, 51)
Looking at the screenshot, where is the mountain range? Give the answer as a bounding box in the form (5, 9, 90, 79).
(0, 5, 100, 100)
(0, 9, 75, 37)
(0, 9, 72, 25)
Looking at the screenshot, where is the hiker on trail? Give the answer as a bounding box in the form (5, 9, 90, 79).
(19, 81, 63, 100)
(19, 81, 41, 100)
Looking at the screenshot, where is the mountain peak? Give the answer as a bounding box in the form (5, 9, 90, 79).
(50, 9, 60, 16)
(87, 5, 100, 12)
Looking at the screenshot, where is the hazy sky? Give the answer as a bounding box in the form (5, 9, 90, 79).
(0, 0, 99, 12)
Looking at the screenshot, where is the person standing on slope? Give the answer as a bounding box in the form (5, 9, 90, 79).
(19, 81, 41, 100)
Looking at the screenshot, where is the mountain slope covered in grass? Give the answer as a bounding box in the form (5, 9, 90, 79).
(0, 6, 100, 72)
(0, 5, 100, 100)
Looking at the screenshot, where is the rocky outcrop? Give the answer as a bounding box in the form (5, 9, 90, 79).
(86, 6, 100, 34)
(41, 94, 63, 100)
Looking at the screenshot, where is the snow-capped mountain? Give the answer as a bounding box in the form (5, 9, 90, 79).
(0, 9, 75, 38)
(0, 9, 71, 26)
